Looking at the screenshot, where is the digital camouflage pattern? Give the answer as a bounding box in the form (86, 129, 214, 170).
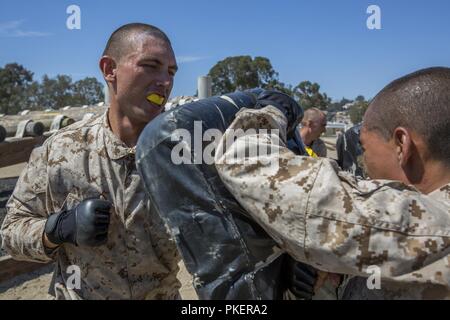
(1, 111, 181, 300)
(215, 106, 450, 299)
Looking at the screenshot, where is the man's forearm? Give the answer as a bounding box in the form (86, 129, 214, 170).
(1, 213, 55, 262)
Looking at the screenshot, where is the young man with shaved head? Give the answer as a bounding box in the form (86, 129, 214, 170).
(1, 23, 181, 299)
(288, 108, 328, 158)
(215, 67, 450, 299)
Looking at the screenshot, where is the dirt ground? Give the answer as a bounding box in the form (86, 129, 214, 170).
(0, 261, 197, 300)
(0, 264, 54, 300)
(0, 162, 26, 179)
(321, 136, 338, 160)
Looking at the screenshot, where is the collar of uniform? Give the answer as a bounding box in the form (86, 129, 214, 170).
(429, 182, 450, 201)
(101, 110, 136, 160)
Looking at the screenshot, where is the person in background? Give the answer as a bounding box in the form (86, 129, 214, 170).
(288, 108, 328, 157)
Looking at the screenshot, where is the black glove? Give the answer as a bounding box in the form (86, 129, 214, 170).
(44, 198, 112, 247)
(284, 256, 317, 300)
(254, 90, 303, 139)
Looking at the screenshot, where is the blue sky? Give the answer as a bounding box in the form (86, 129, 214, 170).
(1, 0, 449, 101)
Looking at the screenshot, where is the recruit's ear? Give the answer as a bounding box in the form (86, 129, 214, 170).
(393, 127, 413, 167)
(99, 56, 117, 83)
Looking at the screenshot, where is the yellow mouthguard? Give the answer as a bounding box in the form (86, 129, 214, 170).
(146, 93, 165, 106)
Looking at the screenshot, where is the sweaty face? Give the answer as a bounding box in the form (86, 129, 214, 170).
(114, 35, 177, 125)
(359, 126, 400, 180)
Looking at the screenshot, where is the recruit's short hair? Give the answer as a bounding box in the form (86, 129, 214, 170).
(301, 108, 325, 125)
(102, 23, 171, 61)
(364, 67, 450, 165)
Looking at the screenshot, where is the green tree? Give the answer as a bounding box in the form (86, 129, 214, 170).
(264, 80, 293, 96)
(36, 75, 104, 109)
(349, 100, 369, 124)
(293, 81, 331, 110)
(208, 56, 283, 95)
(71, 77, 104, 106)
(0, 63, 105, 112)
(36, 74, 74, 109)
(0, 63, 34, 115)
(355, 95, 365, 102)
(26, 81, 42, 110)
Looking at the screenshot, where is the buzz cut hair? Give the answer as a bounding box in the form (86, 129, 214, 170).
(102, 23, 172, 61)
(364, 67, 450, 165)
(301, 107, 325, 125)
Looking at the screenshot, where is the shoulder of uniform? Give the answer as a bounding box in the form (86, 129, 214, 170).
(44, 112, 105, 149)
(432, 183, 450, 200)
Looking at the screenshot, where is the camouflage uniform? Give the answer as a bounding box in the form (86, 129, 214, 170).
(1, 111, 181, 300)
(215, 106, 450, 299)
(286, 125, 337, 299)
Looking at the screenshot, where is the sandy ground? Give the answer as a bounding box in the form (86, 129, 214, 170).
(0, 162, 26, 179)
(0, 261, 197, 300)
(321, 136, 338, 160)
(0, 264, 54, 300)
(177, 261, 198, 300)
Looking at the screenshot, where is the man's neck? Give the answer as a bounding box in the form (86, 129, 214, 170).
(107, 108, 145, 148)
(411, 161, 450, 194)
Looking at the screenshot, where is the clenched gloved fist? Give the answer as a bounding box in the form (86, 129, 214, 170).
(284, 256, 318, 300)
(254, 90, 304, 139)
(44, 198, 112, 247)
